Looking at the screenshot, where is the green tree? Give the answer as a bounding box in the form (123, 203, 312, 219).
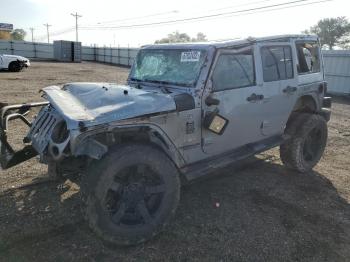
(304, 17, 350, 50)
(155, 31, 207, 44)
(338, 36, 350, 49)
(10, 29, 26, 41)
(192, 32, 207, 42)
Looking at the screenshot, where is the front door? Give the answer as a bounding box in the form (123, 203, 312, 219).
(202, 46, 266, 155)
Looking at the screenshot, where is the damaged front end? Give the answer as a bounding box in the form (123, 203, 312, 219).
(0, 101, 49, 169)
(0, 101, 78, 170)
(0, 82, 180, 170)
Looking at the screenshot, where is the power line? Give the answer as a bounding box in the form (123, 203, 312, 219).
(232, 0, 333, 18)
(71, 12, 82, 42)
(92, 1, 275, 28)
(80, 0, 333, 30)
(43, 23, 52, 43)
(35, 0, 334, 41)
(88, 1, 273, 27)
(89, 10, 179, 26)
(190, 0, 275, 14)
(36, 11, 177, 39)
(35, 27, 75, 41)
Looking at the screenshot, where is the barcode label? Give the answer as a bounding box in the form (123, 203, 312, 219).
(181, 51, 201, 62)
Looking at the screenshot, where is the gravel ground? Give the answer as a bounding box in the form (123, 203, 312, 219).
(0, 62, 349, 262)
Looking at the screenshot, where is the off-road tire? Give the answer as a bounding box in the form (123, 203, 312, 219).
(81, 144, 180, 246)
(280, 113, 328, 173)
(8, 61, 21, 72)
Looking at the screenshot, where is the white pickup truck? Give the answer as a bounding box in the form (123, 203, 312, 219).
(0, 54, 30, 72)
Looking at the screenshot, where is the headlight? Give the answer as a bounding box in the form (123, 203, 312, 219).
(51, 121, 69, 143)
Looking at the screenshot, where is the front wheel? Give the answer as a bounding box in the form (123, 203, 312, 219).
(8, 61, 22, 72)
(280, 113, 328, 173)
(81, 144, 180, 246)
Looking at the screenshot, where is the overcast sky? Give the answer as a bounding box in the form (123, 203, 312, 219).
(1, 0, 349, 47)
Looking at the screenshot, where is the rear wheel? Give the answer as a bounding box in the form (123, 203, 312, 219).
(280, 113, 328, 173)
(81, 144, 180, 245)
(8, 61, 22, 72)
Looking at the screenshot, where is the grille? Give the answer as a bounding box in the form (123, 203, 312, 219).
(28, 106, 61, 153)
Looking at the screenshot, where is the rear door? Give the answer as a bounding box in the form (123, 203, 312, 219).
(256, 43, 298, 136)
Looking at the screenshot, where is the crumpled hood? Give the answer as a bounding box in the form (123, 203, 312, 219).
(2, 54, 28, 61)
(43, 82, 177, 129)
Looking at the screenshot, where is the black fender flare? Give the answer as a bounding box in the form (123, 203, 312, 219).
(71, 123, 186, 169)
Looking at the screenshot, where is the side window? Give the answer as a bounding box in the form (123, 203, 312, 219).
(212, 50, 255, 91)
(296, 42, 320, 74)
(261, 46, 293, 82)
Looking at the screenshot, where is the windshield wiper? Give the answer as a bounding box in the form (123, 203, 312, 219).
(130, 77, 142, 82)
(143, 79, 172, 85)
(142, 79, 192, 87)
(130, 78, 172, 85)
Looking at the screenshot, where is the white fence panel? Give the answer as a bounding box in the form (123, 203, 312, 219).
(0, 40, 138, 66)
(323, 50, 350, 95)
(82, 47, 95, 61)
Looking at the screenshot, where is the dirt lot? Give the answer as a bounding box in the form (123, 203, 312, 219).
(0, 61, 349, 261)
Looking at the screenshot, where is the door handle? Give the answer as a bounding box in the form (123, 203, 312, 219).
(283, 86, 297, 94)
(247, 93, 264, 102)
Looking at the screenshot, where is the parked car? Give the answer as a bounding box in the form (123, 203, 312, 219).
(0, 34, 331, 245)
(0, 54, 30, 72)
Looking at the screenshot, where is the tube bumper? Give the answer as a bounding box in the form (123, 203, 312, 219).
(0, 101, 49, 169)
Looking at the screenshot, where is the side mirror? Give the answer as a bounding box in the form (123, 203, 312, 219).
(205, 95, 220, 106)
(203, 110, 228, 135)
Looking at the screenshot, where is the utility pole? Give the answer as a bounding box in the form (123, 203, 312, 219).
(29, 27, 35, 42)
(71, 12, 82, 42)
(43, 23, 52, 43)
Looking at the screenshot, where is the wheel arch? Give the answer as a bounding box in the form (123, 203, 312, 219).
(292, 95, 318, 113)
(8, 60, 21, 72)
(284, 95, 319, 131)
(72, 124, 186, 169)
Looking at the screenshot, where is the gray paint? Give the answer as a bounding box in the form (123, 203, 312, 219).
(42, 83, 177, 129)
(53, 41, 81, 62)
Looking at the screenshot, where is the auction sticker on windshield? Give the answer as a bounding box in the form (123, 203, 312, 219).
(181, 51, 201, 62)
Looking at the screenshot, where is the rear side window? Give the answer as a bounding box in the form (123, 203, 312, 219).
(296, 42, 320, 74)
(261, 46, 293, 82)
(212, 50, 255, 91)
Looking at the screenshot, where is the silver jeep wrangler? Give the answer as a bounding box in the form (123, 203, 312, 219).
(0, 35, 331, 245)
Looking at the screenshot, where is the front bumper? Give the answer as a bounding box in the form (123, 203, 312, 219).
(0, 101, 49, 169)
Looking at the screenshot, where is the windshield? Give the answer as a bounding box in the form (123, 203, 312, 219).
(130, 49, 207, 87)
